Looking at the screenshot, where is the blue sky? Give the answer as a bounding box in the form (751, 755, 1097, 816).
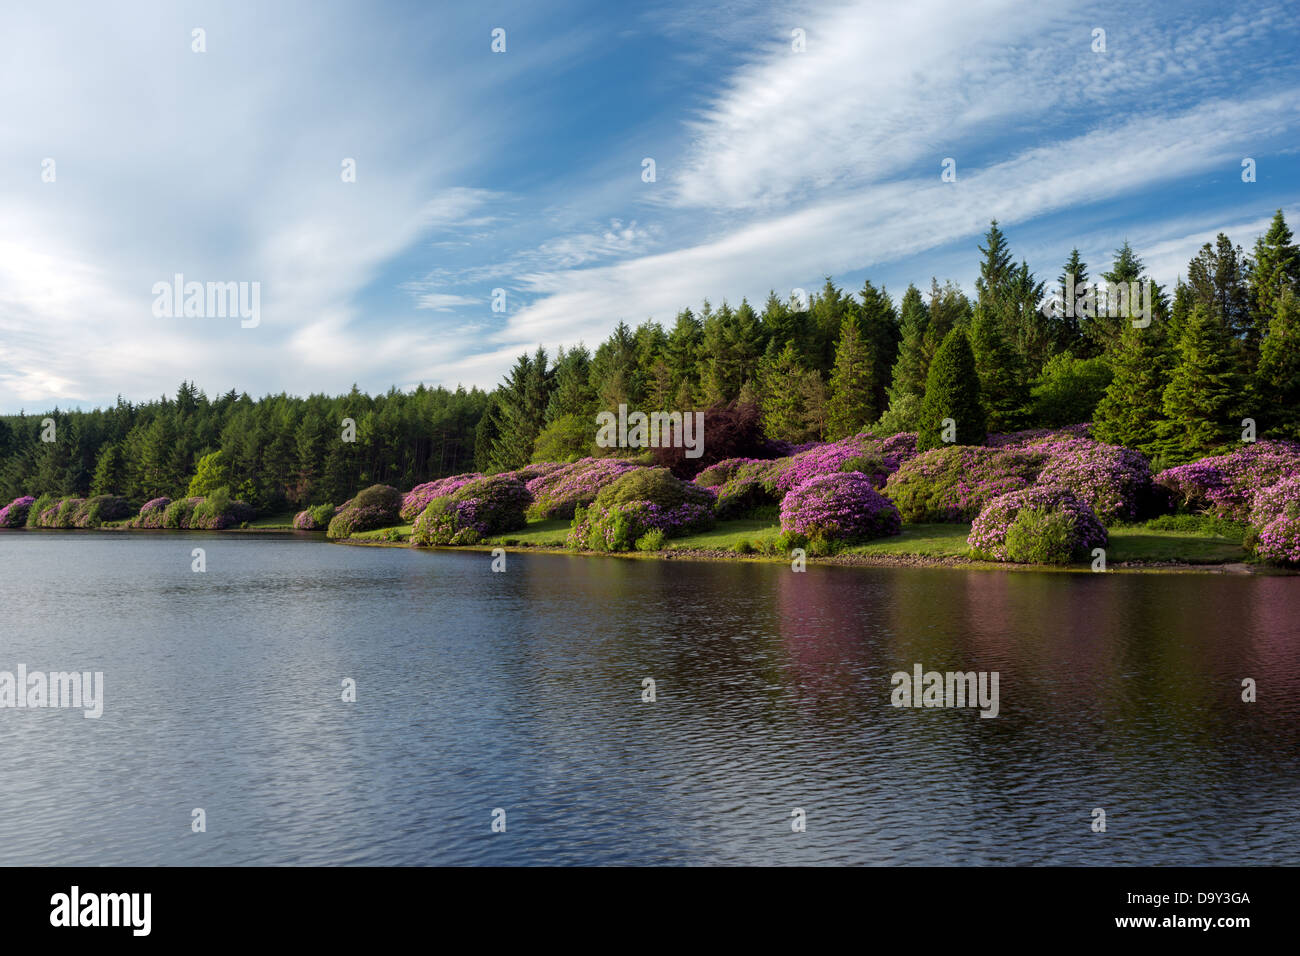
(2, 0, 1298, 412)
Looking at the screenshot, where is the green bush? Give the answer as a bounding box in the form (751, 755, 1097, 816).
(163, 498, 201, 529)
(27, 493, 54, 527)
(1003, 507, 1077, 565)
(1140, 514, 1246, 539)
(351, 484, 402, 514)
(592, 467, 708, 510)
(635, 528, 667, 551)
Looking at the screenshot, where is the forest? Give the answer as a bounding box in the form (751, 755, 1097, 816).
(2, 210, 1297, 514)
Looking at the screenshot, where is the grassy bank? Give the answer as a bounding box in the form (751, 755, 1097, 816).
(341, 515, 1253, 571)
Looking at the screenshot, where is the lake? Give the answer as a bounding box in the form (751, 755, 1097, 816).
(1, 531, 1297, 865)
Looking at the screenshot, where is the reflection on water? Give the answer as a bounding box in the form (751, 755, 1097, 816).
(0, 531, 1296, 865)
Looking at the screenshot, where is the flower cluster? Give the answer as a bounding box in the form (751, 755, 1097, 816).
(33, 498, 86, 528)
(772, 431, 910, 495)
(293, 503, 338, 530)
(986, 424, 1092, 448)
(411, 475, 532, 546)
(130, 497, 172, 529)
(884, 445, 1048, 522)
(1155, 441, 1300, 521)
(567, 499, 715, 551)
(1247, 476, 1300, 564)
(968, 486, 1107, 562)
(1033, 438, 1153, 522)
(0, 496, 35, 528)
(524, 457, 644, 520)
(400, 474, 482, 522)
(778, 472, 902, 543)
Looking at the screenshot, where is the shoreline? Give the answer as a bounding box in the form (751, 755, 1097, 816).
(1, 523, 1281, 575)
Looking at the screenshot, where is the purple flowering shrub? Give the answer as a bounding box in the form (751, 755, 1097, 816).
(32, 498, 87, 528)
(778, 472, 902, 551)
(1247, 476, 1300, 565)
(1033, 439, 1154, 522)
(189, 489, 254, 530)
(986, 424, 1092, 448)
(502, 462, 565, 483)
(326, 485, 402, 539)
(525, 457, 644, 520)
(694, 457, 772, 488)
(130, 497, 172, 528)
(1155, 441, 1300, 521)
(566, 467, 716, 551)
(968, 487, 1107, 563)
(885, 446, 1048, 522)
(293, 503, 336, 530)
(412, 475, 532, 546)
(400, 474, 482, 522)
(162, 497, 203, 529)
(0, 496, 36, 528)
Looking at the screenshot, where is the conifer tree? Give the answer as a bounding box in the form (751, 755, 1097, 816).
(1092, 321, 1169, 455)
(825, 314, 875, 439)
(918, 329, 985, 449)
(1252, 289, 1300, 439)
(1159, 305, 1240, 457)
(1249, 210, 1300, 330)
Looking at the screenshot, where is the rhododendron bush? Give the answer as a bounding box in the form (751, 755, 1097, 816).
(412, 475, 531, 546)
(130, 497, 171, 529)
(1155, 441, 1300, 521)
(524, 457, 643, 520)
(778, 472, 902, 547)
(566, 467, 715, 551)
(968, 487, 1107, 563)
(0, 496, 35, 528)
(1248, 476, 1300, 565)
(885, 446, 1047, 522)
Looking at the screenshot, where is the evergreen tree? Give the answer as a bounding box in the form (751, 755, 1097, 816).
(1249, 210, 1300, 332)
(857, 279, 900, 416)
(970, 306, 1028, 432)
(825, 314, 875, 439)
(1252, 289, 1300, 439)
(1056, 249, 1089, 356)
(1159, 305, 1240, 458)
(1092, 321, 1169, 455)
(1187, 233, 1255, 363)
(918, 329, 985, 449)
(90, 442, 127, 495)
(756, 341, 824, 442)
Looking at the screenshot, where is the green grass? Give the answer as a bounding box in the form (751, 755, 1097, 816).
(1105, 527, 1245, 564)
(346, 513, 1250, 566)
(482, 518, 570, 547)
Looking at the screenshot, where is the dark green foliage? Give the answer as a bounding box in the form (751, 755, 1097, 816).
(825, 314, 875, 439)
(1159, 305, 1241, 458)
(1004, 508, 1077, 565)
(918, 329, 986, 449)
(1092, 322, 1169, 454)
(1253, 289, 1300, 439)
(1030, 352, 1113, 428)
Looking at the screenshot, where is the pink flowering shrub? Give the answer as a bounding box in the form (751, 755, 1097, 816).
(1155, 441, 1300, 521)
(778, 472, 902, 549)
(293, 503, 336, 530)
(33, 498, 86, 528)
(401, 474, 482, 522)
(326, 485, 402, 539)
(566, 467, 716, 551)
(1248, 476, 1300, 564)
(412, 474, 532, 545)
(1033, 439, 1154, 522)
(0, 496, 35, 528)
(968, 487, 1107, 563)
(986, 424, 1092, 448)
(525, 457, 644, 520)
(131, 497, 172, 528)
(885, 446, 1048, 522)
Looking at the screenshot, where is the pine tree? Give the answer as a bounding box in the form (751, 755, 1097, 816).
(1092, 321, 1169, 455)
(825, 314, 875, 439)
(858, 279, 900, 417)
(756, 342, 823, 443)
(970, 306, 1028, 432)
(1056, 249, 1089, 356)
(90, 442, 126, 495)
(1159, 305, 1240, 458)
(1252, 289, 1300, 439)
(918, 329, 985, 449)
(1249, 210, 1300, 332)
(880, 284, 930, 430)
(1187, 233, 1255, 363)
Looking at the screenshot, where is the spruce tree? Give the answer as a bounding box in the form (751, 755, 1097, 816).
(1249, 210, 1300, 331)
(970, 306, 1028, 432)
(1159, 305, 1240, 458)
(1056, 249, 1089, 356)
(1252, 289, 1300, 439)
(858, 279, 900, 417)
(1092, 321, 1169, 455)
(757, 341, 823, 443)
(825, 314, 875, 439)
(918, 329, 985, 449)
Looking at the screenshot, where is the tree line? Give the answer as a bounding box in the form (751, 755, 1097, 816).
(4, 209, 1297, 510)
